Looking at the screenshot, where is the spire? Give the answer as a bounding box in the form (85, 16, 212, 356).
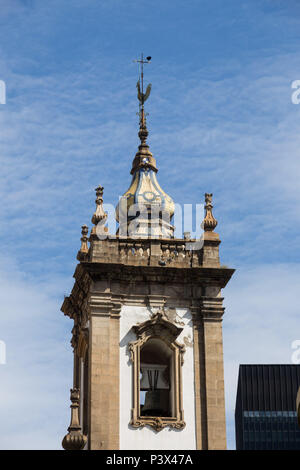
(115, 55, 175, 238)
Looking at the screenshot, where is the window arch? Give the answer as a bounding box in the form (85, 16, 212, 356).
(128, 309, 186, 432)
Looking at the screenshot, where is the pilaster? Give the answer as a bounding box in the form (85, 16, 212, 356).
(192, 296, 227, 450)
(88, 297, 121, 450)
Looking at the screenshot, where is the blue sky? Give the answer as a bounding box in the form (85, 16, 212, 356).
(1, 0, 300, 450)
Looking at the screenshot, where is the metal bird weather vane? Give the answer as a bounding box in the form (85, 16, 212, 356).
(134, 53, 152, 126)
(136, 80, 152, 105)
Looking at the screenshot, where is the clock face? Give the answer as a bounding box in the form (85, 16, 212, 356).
(142, 191, 159, 203)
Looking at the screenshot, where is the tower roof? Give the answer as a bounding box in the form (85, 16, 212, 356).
(116, 56, 175, 238)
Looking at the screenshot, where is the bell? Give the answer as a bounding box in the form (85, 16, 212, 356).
(141, 390, 169, 416)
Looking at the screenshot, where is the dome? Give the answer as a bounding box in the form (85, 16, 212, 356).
(116, 109, 175, 238)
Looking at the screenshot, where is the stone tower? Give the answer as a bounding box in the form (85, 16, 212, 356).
(61, 66, 234, 451)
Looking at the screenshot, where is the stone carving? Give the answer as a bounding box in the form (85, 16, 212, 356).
(91, 185, 108, 239)
(77, 225, 89, 261)
(163, 307, 185, 327)
(62, 388, 87, 450)
(183, 335, 193, 348)
(91, 185, 107, 226)
(203, 193, 218, 232)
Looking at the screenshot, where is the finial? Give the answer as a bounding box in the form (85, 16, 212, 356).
(130, 54, 157, 175)
(134, 53, 152, 141)
(134, 53, 152, 107)
(77, 225, 89, 261)
(62, 388, 87, 450)
(90, 185, 108, 238)
(203, 193, 218, 232)
(91, 185, 107, 226)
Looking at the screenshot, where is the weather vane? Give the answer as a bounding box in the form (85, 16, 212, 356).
(133, 53, 152, 126)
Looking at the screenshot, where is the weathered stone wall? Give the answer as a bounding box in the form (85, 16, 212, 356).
(61, 235, 233, 450)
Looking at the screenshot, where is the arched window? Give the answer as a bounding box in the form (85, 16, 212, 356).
(140, 338, 172, 418)
(129, 309, 186, 432)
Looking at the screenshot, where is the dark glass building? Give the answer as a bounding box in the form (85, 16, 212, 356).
(235, 365, 300, 450)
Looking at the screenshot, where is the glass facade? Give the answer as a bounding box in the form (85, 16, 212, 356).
(242, 410, 300, 450)
(235, 365, 300, 450)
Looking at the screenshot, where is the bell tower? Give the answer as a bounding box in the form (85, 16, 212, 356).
(61, 57, 234, 450)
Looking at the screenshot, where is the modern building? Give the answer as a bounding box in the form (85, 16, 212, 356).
(297, 387, 300, 428)
(61, 59, 234, 450)
(235, 364, 300, 450)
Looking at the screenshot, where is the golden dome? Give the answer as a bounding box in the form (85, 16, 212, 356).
(116, 109, 175, 238)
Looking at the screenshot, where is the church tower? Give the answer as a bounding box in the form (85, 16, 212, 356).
(61, 57, 234, 451)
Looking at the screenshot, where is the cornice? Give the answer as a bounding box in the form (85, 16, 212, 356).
(80, 261, 234, 288)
